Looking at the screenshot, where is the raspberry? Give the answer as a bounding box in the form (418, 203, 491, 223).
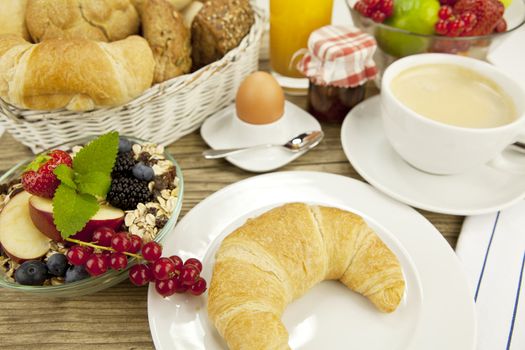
(453, 0, 504, 36)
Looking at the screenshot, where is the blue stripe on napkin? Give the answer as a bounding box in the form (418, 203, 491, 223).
(507, 252, 525, 350)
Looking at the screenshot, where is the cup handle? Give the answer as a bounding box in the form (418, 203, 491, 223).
(489, 133, 525, 173)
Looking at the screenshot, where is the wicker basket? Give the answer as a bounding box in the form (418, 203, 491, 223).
(0, 7, 265, 153)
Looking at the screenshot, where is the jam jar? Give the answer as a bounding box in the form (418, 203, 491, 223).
(297, 26, 378, 123)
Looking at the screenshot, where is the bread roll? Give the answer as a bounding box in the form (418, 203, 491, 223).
(191, 0, 254, 69)
(208, 203, 405, 350)
(0, 34, 154, 111)
(0, 0, 30, 40)
(142, 0, 192, 83)
(26, 0, 140, 42)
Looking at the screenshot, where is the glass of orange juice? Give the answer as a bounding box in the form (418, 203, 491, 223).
(270, 0, 334, 90)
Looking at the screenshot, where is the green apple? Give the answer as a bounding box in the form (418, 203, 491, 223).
(386, 0, 440, 35)
(376, 0, 440, 57)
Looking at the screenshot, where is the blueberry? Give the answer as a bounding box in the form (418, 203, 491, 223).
(65, 265, 90, 283)
(132, 162, 155, 181)
(14, 261, 48, 286)
(118, 137, 132, 153)
(46, 254, 68, 277)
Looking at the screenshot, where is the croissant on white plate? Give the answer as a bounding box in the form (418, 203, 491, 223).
(207, 203, 405, 350)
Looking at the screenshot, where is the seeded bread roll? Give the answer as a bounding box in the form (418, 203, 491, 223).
(142, 0, 192, 83)
(26, 0, 140, 42)
(0, 0, 30, 40)
(191, 0, 254, 70)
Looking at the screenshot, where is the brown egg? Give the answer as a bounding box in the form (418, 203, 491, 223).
(236, 71, 285, 125)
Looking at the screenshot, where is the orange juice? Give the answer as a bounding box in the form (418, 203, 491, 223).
(270, 0, 334, 78)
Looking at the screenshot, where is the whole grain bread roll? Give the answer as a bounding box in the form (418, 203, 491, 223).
(142, 0, 192, 83)
(26, 0, 140, 42)
(0, 0, 30, 40)
(0, 34, 154, 111)
(191, 0, 254, 70)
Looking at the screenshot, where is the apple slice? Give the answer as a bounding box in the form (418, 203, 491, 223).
(0, 191, 51, 263)
(29, 196, 125, 242)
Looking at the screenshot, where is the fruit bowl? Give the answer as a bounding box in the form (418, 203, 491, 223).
(0, 136, 184, 297)
(346, 0, 525, 78)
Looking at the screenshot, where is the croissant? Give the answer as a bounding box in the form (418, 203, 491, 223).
(207, 203, 405, 350)
(0, 34, 154, 111)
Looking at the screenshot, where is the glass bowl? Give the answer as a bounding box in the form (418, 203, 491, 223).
(0, 136, 184, 297)
(346, 0, 525, 77)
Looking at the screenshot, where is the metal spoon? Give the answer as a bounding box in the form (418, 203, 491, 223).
(202, 130, 324, 159)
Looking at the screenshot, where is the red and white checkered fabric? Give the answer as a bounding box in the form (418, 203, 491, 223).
(297, 25, 378, 88)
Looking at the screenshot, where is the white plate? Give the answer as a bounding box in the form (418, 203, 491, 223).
(341, 96, 525, 216)
(201, 101, 321, 172)
(148, 171, 476, 350)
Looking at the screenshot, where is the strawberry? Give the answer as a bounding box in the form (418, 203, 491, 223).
(453, 0, 504, 36)
(21, 150, 73, 198)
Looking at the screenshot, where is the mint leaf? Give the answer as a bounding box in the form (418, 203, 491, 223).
(73, 132, 119, 175)
(53, 184, 99, 239)
(76, 172, 111, 198)
(54, 165, 76, 189)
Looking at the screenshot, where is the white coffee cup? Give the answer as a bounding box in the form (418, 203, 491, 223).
(381, 54, 525, 175)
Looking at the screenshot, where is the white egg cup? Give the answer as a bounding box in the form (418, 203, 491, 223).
(201, 101, 321, 172)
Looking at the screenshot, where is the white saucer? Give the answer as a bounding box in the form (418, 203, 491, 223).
(341, 96, 525, 216)
(201, 101, 321, 172)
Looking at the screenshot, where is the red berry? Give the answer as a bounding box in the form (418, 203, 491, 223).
(460, 11, 477, 30)
(129, 235, 143, 254)
(371, 11, 386, 23)
(155, 278, 176, 297)
(184, 258, 203, 273)
(151, 257, 176, 281)
(169, 255, 184, 274)
(435, 19, 450, 35)
(447, 18, 465, 36)
(172, 275, 188, 293)
(85, 254, 109, 276)
(101, 250, 112, 265)
(66, 246, 91, 266)
(111, 232, 132, 253)
(129, 264, 153, 286)
(180, 265, 200, 286)
(92, 227, 115, 247)
(21, 171, 60, 199)
(189, 278, 207, 296)
(494, 18, 507, 33)
(366, 0, 381, 9)
(440, 0, 457, 5)
(49, 150, 73, 167)
(142, 242, 162, 262)
(381, 0, 394, 16)
(438, 5, 453, 20)
(110, 252, 128, 271)
(354, 1, 366, 14)
(21, 150, 73, 198)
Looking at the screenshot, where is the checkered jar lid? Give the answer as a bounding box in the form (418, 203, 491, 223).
(297, 25, 378, 88)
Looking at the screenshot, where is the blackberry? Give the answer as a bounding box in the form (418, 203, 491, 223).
(112, 151, 136, 176)
(107, 177, 152, 210)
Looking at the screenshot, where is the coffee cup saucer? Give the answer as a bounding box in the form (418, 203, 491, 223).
(201, 101, 321, 173)
(341, 96, 525, 215)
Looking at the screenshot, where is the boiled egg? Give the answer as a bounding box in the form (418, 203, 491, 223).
(236, 72, 285, 125)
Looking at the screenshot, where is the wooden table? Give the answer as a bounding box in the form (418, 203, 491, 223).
(0, 93, 464, 349)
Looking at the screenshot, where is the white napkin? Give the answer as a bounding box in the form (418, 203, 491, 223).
(487, 25, 525, 91)
(456, 202, 525, 350)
